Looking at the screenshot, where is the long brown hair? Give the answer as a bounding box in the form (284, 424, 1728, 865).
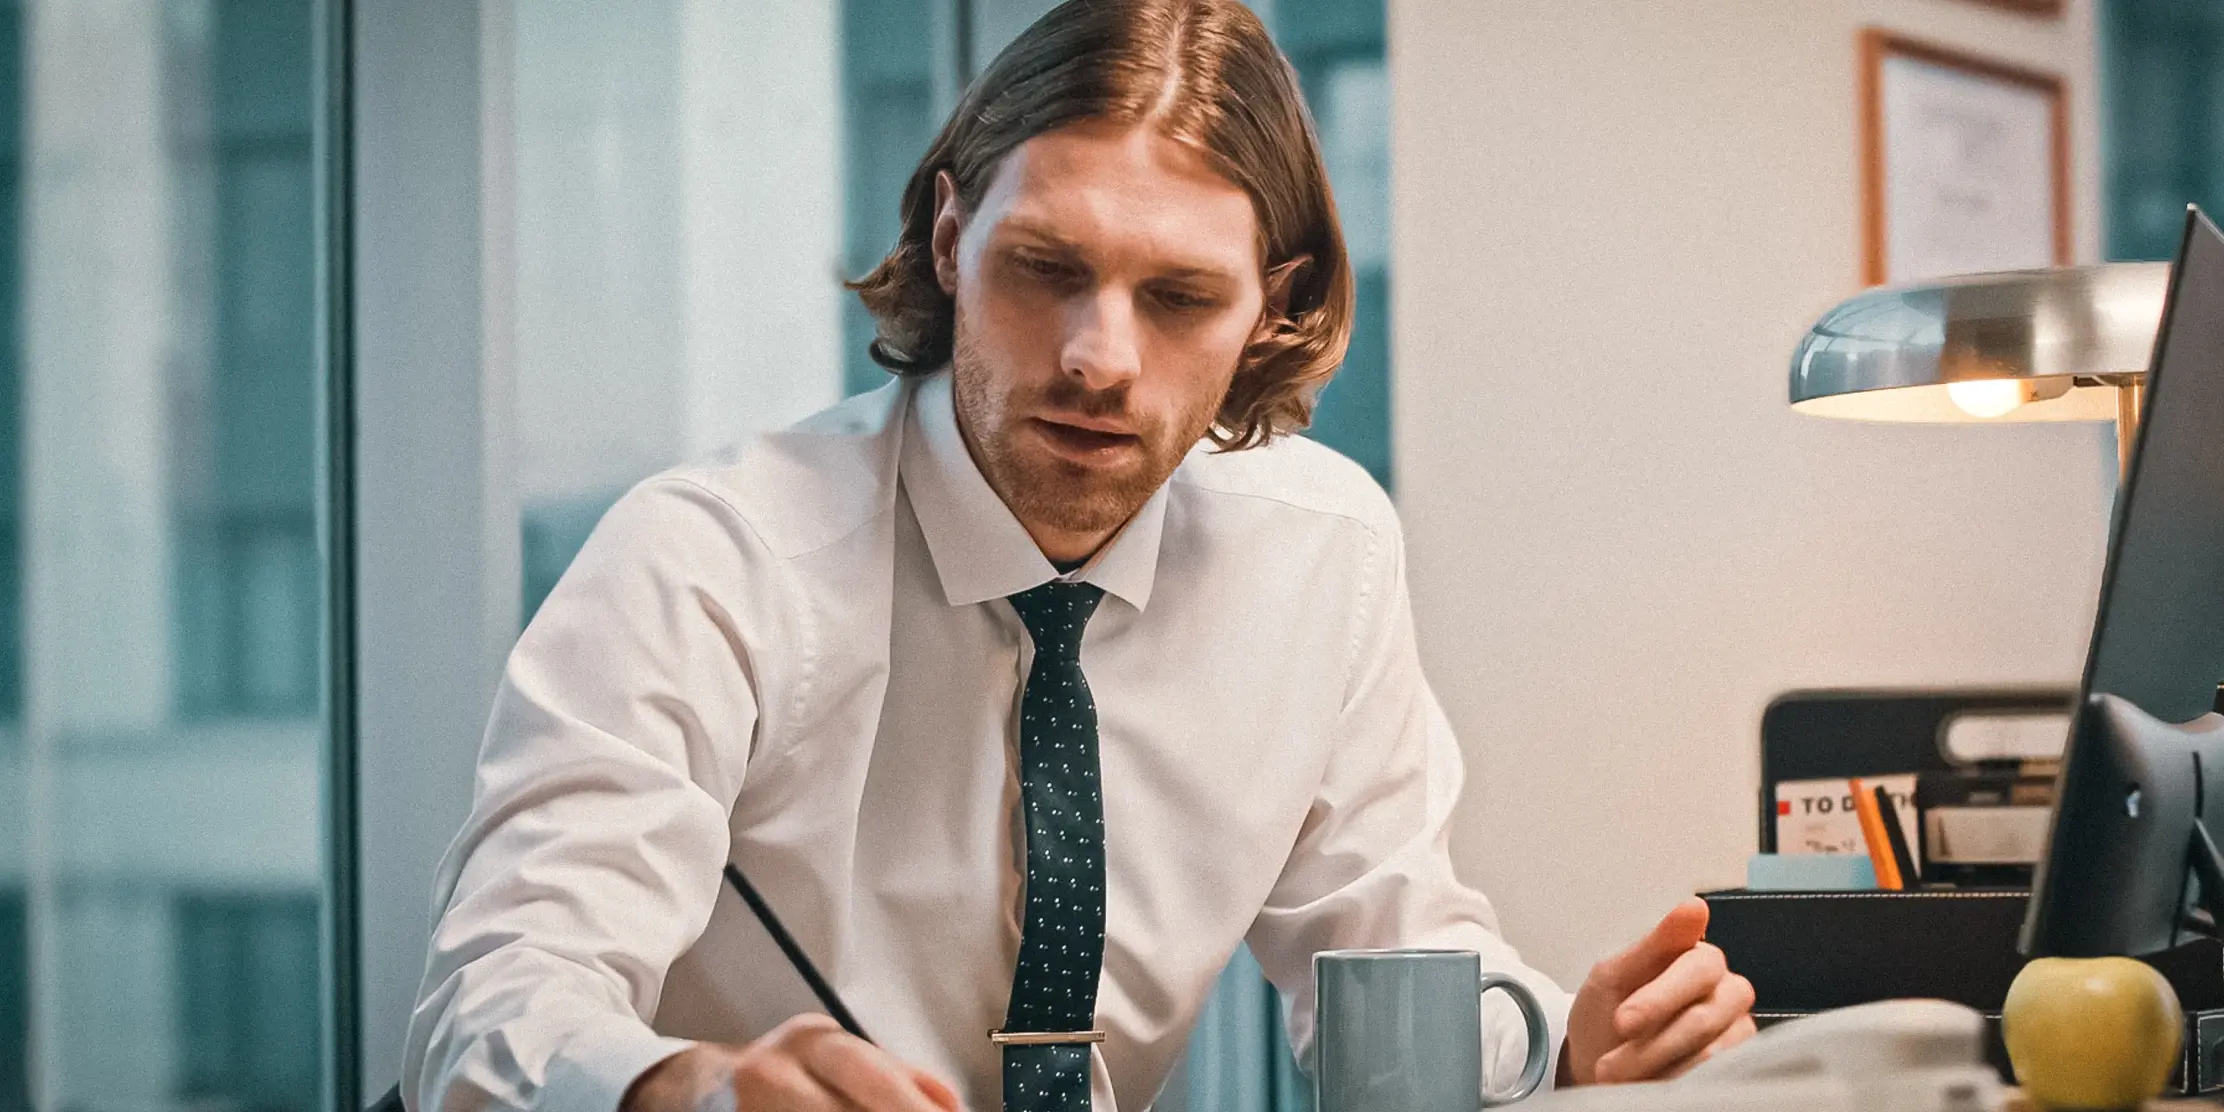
(845, 0, 1354, 451)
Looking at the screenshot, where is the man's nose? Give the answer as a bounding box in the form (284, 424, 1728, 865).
(1061, 288, 1143, 391)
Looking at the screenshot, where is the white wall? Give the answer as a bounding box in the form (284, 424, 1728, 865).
(1392, 0, 2114, 987)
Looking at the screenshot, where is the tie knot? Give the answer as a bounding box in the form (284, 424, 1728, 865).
(1008, 580, 1103, 660)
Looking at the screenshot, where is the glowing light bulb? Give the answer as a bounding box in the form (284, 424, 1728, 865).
(1947, 379, 2028, 419)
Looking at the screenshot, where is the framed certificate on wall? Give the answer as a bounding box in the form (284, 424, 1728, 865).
(1859, 29, 2070, 285)
(1955, 0, 2064, 17)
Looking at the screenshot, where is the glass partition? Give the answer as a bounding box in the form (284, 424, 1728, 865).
(0, 1, 336, 1110)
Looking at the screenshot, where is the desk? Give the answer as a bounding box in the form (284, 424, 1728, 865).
(2007, 1096, 2217, 1111)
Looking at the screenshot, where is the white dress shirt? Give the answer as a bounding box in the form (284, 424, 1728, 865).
(403, 371, 1570, 1112)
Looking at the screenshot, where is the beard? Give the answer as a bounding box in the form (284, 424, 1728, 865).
(950, 327, 1222, 537)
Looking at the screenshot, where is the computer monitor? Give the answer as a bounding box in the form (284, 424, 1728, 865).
(2020, 208, 2224, 958)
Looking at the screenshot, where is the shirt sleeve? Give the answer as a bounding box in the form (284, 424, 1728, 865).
(403, 476, 778, 1112)
(1243, 511, 1574, 1099)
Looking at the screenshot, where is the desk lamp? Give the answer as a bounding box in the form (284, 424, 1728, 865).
(1790, 261, 2172, 477)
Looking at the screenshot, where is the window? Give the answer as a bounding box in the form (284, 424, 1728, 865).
(512, 2, 853, 619)
(2103, 0, 2224, 261)
(175, 893, 322, 1112)
(175, 0, 322, 720)
(1, 889, 21, 1112)
(0, 3, 334, 1110)
(1277, 0, 1390, 488)
(0, 0, 18, 733)
(841, 0, 940, 399)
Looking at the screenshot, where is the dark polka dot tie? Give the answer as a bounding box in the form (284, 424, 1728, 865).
(1000, 581, 1108, 1112)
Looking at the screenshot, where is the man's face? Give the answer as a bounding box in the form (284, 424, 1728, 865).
(932, 120, 1269, 555)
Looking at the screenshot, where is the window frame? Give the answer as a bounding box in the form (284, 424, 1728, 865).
(345, 0, 520, 1100)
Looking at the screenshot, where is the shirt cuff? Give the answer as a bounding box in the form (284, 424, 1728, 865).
(541, 1013, 698, 1112)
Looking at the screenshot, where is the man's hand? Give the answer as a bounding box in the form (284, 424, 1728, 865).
(622, 1014, 965, 1112)
(1563, 898, 1757, 1085)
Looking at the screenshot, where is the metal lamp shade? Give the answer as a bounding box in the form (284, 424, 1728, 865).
(1789, 262, 2171, 423)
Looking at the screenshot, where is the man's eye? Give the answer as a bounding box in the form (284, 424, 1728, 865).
(1154, 288, 1218, 312)
(1017, 254, 1072, 280)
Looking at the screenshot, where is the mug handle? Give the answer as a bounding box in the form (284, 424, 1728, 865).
(1476, 973, 1551, 1107)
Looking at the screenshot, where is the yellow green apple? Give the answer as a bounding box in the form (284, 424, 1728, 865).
(2004, 956, 2182, 1110)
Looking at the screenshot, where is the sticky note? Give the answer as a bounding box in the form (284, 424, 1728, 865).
(1746, 852, 1879, 891)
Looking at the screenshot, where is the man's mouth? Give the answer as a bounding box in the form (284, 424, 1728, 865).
(1032, 417, 1141, 461)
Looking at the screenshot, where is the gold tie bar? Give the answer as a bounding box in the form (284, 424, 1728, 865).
(987, 1029, 1108, 1046)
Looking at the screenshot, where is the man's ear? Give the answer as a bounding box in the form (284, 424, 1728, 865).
(1257, 254, 1312, 331)
(930, 170, 964, 296)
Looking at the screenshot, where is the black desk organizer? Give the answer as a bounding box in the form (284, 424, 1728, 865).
(1726, 690, 2224, 1096)
(1702, 887, 2224, 1096)
(1757, 688, 2073, 859)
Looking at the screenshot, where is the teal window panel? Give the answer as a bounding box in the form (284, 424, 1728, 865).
(2103, 0, 2224, 261)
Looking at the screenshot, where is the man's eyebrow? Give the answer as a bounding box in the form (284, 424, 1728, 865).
(1155, 261, 1243, 285)
(996, 218, 1081, 251)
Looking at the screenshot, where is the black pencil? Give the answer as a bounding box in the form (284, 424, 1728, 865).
(722, 862, 873, 1043)
(1874, 785, 1922, 889)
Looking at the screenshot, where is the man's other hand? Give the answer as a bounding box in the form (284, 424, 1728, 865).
(622, 1014, 965, 1112)
(1563, 897, 1757, 1085)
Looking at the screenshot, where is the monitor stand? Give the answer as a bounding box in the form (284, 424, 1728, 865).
(2023, 693, 2224, 959)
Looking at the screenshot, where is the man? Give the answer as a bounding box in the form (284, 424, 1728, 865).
(404, 2, 1755, 1110)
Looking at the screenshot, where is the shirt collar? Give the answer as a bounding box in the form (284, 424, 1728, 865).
(900, 371, 1166, 612)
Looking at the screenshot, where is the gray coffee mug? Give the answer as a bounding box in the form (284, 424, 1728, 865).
(1313, 949, 1551, 1112)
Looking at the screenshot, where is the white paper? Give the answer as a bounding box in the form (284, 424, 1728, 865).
(1926, 805, 2050, 864)
(1939, 711, 2068, 762)
(1881, 54, 2058, 283)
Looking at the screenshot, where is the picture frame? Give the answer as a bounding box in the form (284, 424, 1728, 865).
(1952, 0, 2065, 18)
(1858, 29, 2071, 286)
